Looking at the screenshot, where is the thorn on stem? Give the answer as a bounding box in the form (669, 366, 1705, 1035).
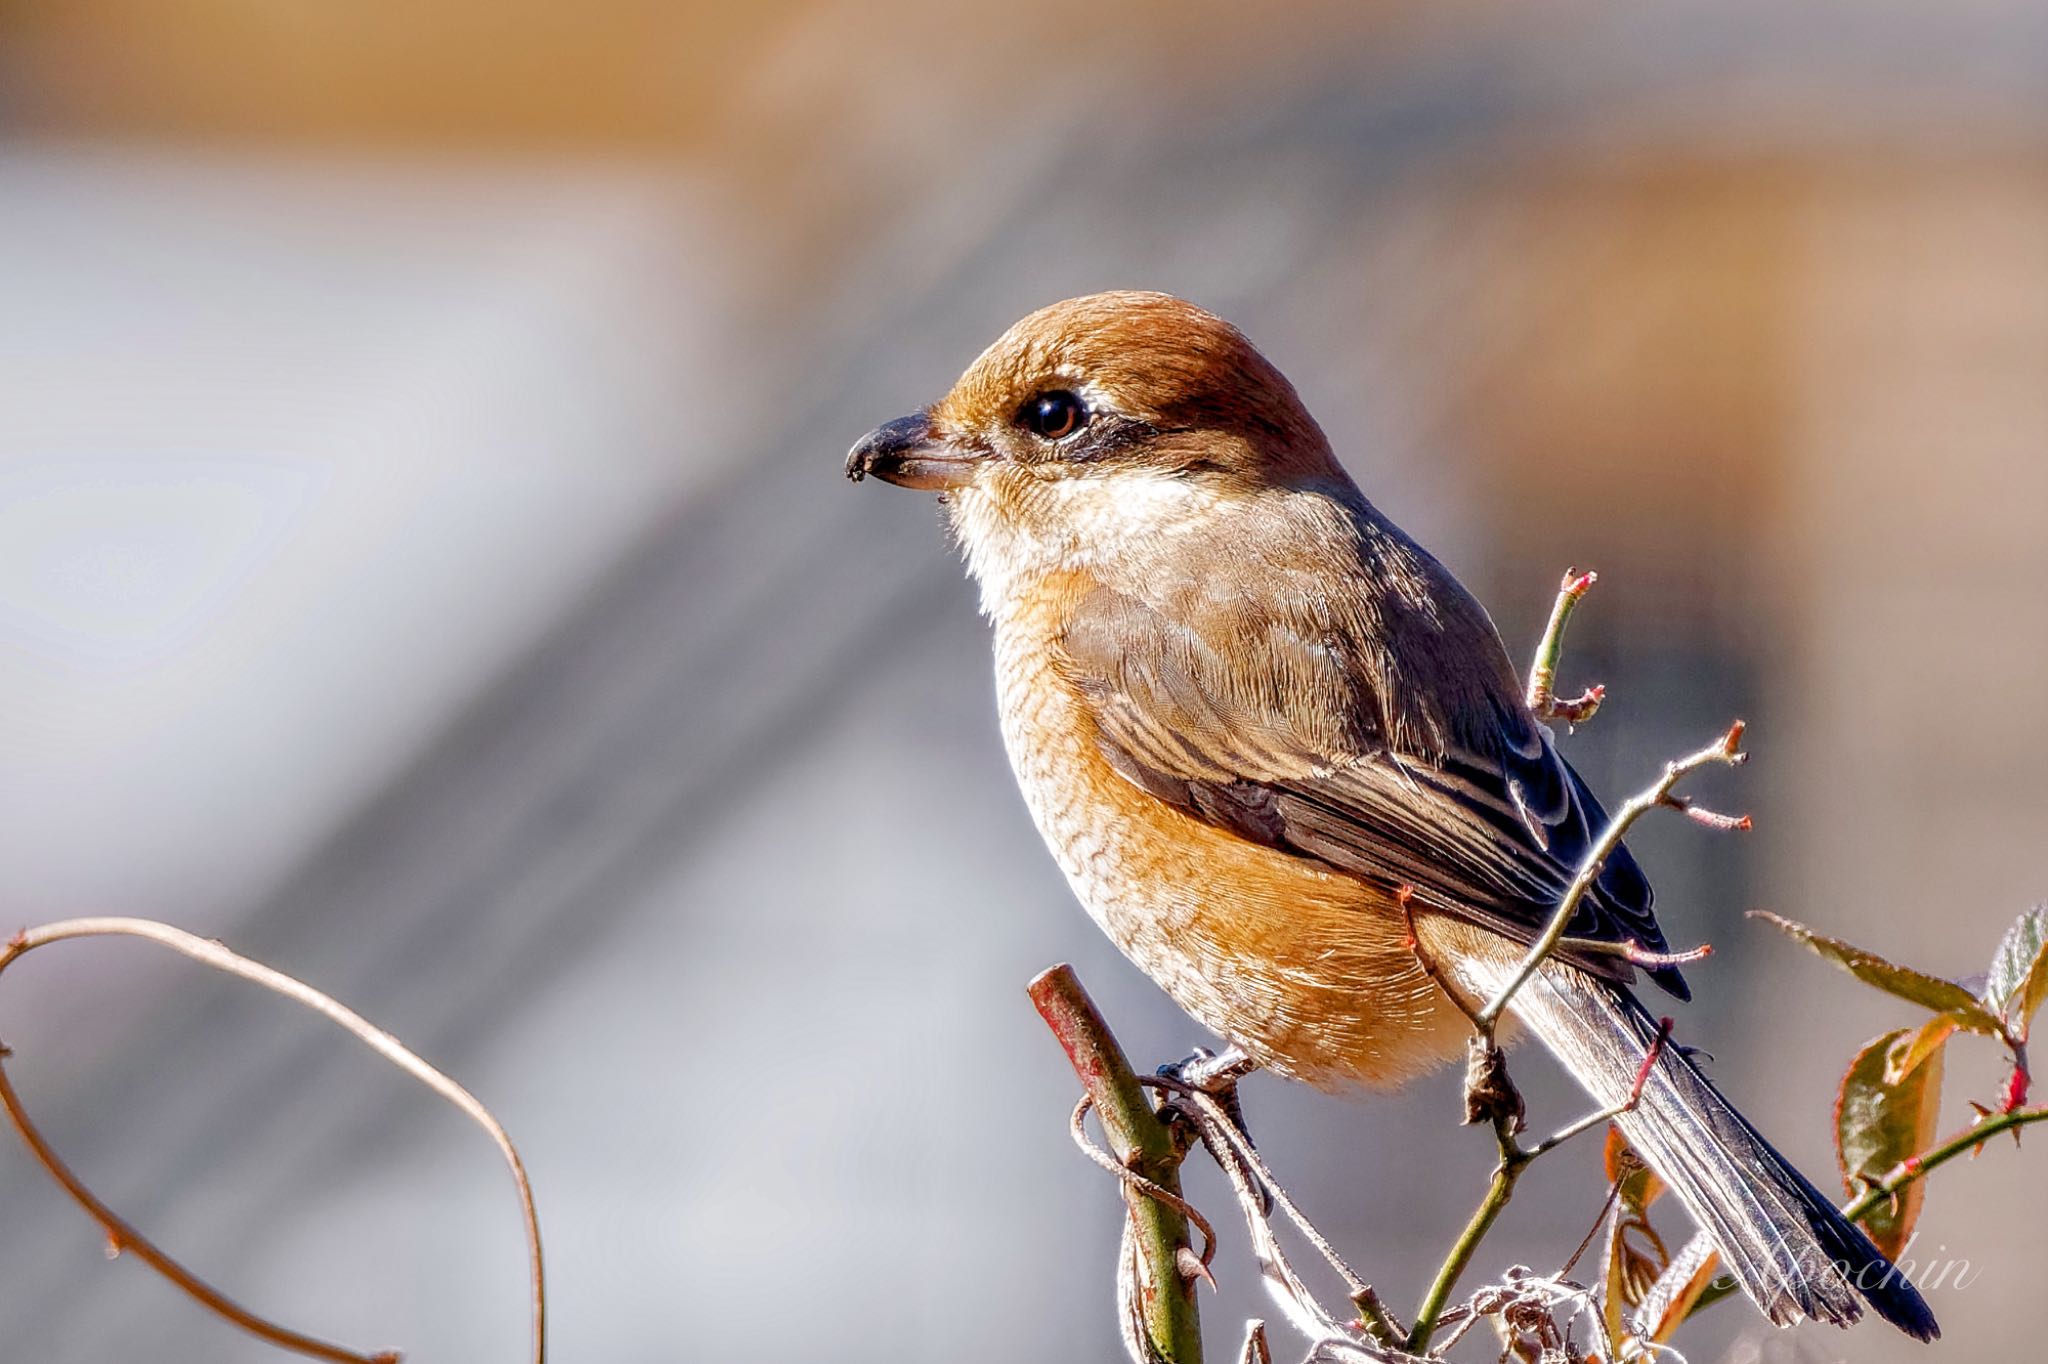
(1966, 1101, 1996, 1158)
(1177, 1245, 1216, 1291)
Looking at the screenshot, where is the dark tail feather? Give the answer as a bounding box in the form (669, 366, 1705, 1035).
(1499, 961, 1939, 1340)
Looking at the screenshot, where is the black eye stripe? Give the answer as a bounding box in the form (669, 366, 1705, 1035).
(1059, 412, 1159, 463)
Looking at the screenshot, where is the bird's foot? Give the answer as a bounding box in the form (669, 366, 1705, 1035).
(1160, 1043, 1260, 1094)
(1157, 1045, 1271, 1213)
(1159, 1045, 1260, 1132)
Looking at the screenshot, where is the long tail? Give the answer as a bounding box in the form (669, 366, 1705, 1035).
(1486, 959, 1939, 1340)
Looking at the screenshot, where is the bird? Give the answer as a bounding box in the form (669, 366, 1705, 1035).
(844, 290, 1937, 1341)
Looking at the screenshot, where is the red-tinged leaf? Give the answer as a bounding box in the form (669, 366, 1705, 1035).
(1837, 1028, 1945, 1259)
(1752, 911, 2003, 1034)
(1603, 1123, 1663, 1213)
(1600, 1127, 1694, 1359)
(1602, 1122, 1632, 1182)
(1885, 1013, 1960, 1085)
(1984, 907, 2048, 1038)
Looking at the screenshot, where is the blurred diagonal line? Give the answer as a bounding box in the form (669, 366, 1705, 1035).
(0, 425, 968, 1333)
(65, 448, 953, 1066)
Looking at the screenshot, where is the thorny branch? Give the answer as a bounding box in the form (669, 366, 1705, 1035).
(1840, 1104, 2048, 1223)
(1030, 964, 1207, 1364)
(0, 917, 545, 1364)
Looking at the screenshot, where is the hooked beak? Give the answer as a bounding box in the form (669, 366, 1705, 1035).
(844, 412, 980, 491)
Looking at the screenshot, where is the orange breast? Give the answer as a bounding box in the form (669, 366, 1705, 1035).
(992, 575, 1484, 1090)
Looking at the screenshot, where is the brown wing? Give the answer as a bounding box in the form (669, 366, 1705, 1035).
(1055, 579, 1686, 998)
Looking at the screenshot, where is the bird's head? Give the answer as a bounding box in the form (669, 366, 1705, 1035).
(846, 291, 1346, 606)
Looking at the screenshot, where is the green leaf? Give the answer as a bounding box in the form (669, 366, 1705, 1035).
(1885, 1013, 1959, 1085)
(1837, 1028, 1946, 1259)
(1751, 911, 2003, 1034)
(1984, 907, 2048, 1038)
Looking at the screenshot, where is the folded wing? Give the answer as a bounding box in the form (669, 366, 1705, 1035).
(1054, 580, 1686, 998)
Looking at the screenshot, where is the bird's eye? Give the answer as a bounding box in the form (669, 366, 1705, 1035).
(1022, 390, 1087, 441)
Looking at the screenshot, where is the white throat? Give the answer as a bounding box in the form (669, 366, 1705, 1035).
(946, 467, 1236, 618)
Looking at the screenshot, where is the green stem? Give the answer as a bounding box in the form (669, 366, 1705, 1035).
(1524, 569, 1593, 715)
(1407, 1121, 1530, 1353)
(1844, 1103, 2048, 1222)
(1686, 1104, 2048, 1321)
(1351, 1287, 1407, 1349)
(1029, 964, 1203, 1364)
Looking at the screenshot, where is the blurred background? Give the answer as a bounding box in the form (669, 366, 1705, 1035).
(0, 1, 2044, 1360)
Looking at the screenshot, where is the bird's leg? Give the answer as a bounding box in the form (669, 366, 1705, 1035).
(1155, 1044, 1261, 1204)
(1396, 885, 1526, 1136)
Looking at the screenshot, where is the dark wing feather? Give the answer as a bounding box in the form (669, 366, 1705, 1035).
(1056, 580, 1686, 999)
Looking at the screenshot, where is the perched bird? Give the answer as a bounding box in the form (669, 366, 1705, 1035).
(845, 291, 1936, 1339)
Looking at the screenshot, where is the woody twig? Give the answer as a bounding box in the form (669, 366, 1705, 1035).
(0, 917, 545, 1364)
(1030, 964, 1207, 1364)
(1526, 569, 1605, 729)
(1402, 570, 1741, 1353)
